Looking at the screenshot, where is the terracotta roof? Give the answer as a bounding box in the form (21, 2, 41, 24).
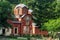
(12, 21, 21, 23)
(14, 14, 26, 18)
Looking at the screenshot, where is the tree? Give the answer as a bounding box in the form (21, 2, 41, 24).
(42, 18, 60, 31)
(0, 1, 12, 27)
(1, 0, 60, 29)
(12, 0, 59, 29)
(42, 18, 60, 38)
(7, 0, 20, 4)
(25, 0, 58, 28)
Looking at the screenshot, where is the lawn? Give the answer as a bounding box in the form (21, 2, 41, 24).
(0, 37, 27, 40)
(0, 36, 59, 40)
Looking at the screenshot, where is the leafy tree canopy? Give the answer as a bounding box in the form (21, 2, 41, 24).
(25, 0, 58, 27)
(0, 0, 60, 31)
(7, 0, 19, 4)
(0, 1, 12, 27)
(42, 18, 60, 31)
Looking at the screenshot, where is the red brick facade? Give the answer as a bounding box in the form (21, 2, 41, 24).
(7, 4, 48, 36)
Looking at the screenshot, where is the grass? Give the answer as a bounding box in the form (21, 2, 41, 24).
(0, 36, 59, 40)
(0, 36, 27, 40)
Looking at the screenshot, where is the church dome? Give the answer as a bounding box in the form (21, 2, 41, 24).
(15, 4, 28, 9)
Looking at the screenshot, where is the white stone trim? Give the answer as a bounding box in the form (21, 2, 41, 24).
(28, 9, 33, 13)
(15, 15, 19, 18)
(32, 25, 35, 34)
(15, 4, 28, 9)
(32, 23, 36, 27)
(21, 14, 26, 18)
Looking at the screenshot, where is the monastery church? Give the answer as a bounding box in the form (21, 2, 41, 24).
(0, 4, 48, 36)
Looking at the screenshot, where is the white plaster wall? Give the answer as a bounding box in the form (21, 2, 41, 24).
(5, 28, 11, 36)
(0, 29, 2, 35)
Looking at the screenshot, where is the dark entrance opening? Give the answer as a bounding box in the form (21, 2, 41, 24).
(14, 27, 18, 35)
(2, 29, 5, 35)
(15, 28, 17, 34)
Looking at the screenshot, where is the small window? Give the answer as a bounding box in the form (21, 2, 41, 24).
(16, 7, 20, 15)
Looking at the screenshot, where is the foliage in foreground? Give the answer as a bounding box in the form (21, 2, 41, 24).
(42, 18, 60, 31)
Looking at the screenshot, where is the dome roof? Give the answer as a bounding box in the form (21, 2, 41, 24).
(15, 4, 28, 9)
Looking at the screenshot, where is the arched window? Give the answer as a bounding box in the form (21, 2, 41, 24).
(16, 7, 20, 15)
